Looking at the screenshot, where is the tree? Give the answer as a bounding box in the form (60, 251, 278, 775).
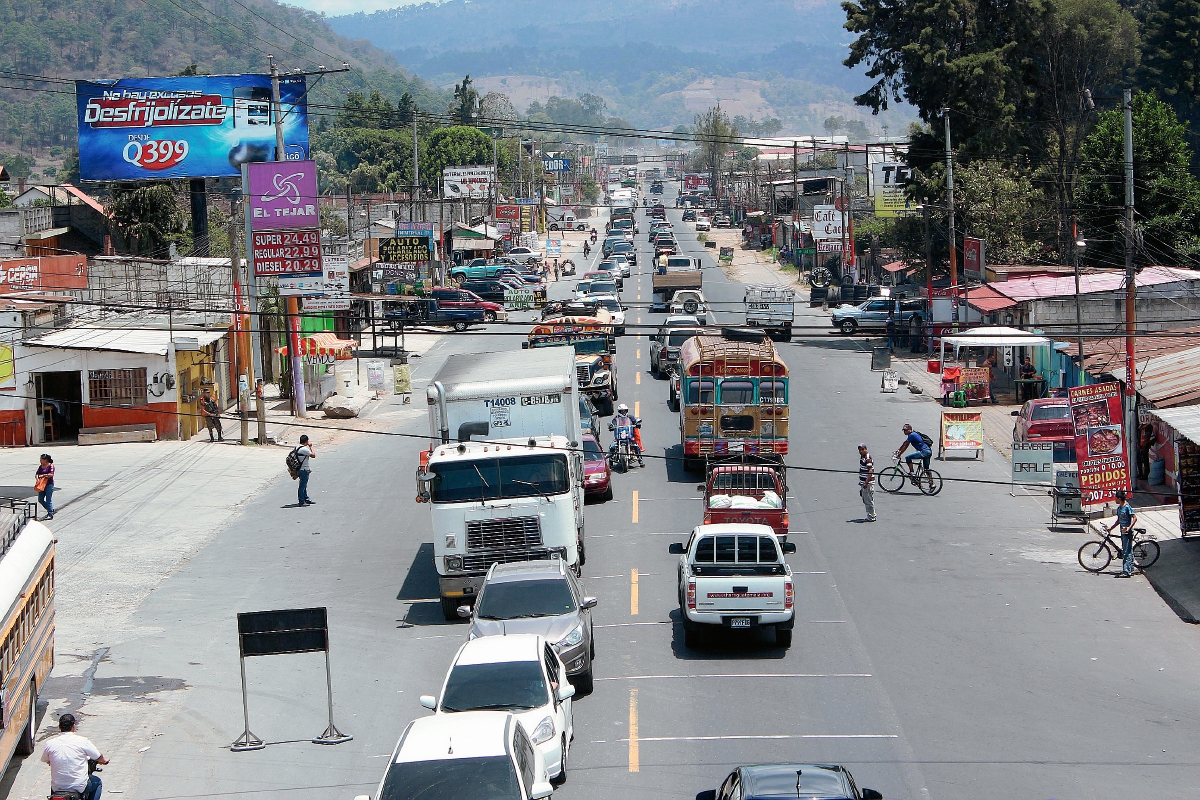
(1077, 90, 1200, 266)
(479, 92, 517, 123)
(339, 90, 398, 129)
(693, 104, 739, 195)
(320, 205, 348, 238)
(314, 127, 416, 193)
(423, 126, 492, 192)
(108, 184, 188, 257)
(451, 75, 479, 126)
(60, 148, 79, 184)
(1140, 0, 1200, 157)
(955, 159, 1051, 263)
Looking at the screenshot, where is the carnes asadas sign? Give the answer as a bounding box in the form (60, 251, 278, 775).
(75, 74, 309, 181)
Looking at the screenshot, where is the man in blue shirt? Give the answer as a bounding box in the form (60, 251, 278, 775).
(894, 423, 932, 477)
(1107, 489, 1138, 577)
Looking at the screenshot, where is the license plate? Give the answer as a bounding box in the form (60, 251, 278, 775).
(730, 617, 751, 629)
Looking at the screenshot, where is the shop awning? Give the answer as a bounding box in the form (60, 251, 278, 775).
(941, 326, 1052, 348)
(965, 285, 1018, 313)
(1148, 406, 1200, 444)
(276, 332, 356, 358)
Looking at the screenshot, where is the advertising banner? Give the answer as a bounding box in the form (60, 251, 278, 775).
(303, 296, 351, 311)
(0, 255, 88, 291)
(683, 174, 710, 191)
(394, 363, 411, 394)
(871, 162, 915, 218)
(76, 74, 308, 181)
(541, 158, 572, 172)
(1068, 381, 1129, 504)
(367, 360, 388, 393)
(252, 229, 322, 277)
(504, 288, 537, 310)
(277, 272, 324, 296)
(379, 237, 434, 263)
(392, 222, 436, 234)
(247, 160, 319, 231)
(545, 238, 562, 257)
(442, 166, 495, 199)
(963, 236, 985, 279)
(323, 255, 350, 294)
(380, 263, 425, 283)
(1177, 441, 1200, 533)
(496, 205, 519, 220)
(939, 410, 984, 456)
(520, 206, 534, 233)
(1012, 441, 1055, 485)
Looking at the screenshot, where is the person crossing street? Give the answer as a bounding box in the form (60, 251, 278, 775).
(858, 443, 876, 522)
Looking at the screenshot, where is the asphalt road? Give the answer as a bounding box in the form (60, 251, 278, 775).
(77, 188, 1200, 800)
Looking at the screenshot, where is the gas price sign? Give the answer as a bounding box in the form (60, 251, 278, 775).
(252, 229, 322, 276)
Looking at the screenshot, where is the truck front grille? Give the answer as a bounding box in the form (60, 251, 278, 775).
(466, 516, 543, 551)
(462, 547, 560, 572)
(576, 364, 592, 386)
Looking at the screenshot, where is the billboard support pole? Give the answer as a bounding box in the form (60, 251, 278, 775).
(190, 179, 209, 256)
(270, 56, 306, 418)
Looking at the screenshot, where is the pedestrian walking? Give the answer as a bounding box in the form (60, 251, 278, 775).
(200, 387, 223, 442)
(908, 313, 924, 353)
(857, 443, 876, 522)
(296, 434, 315, 506)
(983, 351, 999, 404)
(1137, 423, 1156, 482)
(885, 311, 896, 354)
(1107, 489, 1138, 577)
(35, 453, 54, 520)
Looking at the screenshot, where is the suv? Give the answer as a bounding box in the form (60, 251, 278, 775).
(610, 241, 637, 266)
(362, 712, 554, 800)
(460, 279, 509, 302)
(462, 559, 598, 692)
(830, 297, 925, 335)
(420, 635, 575, 782)
(650, 325, 706, 377)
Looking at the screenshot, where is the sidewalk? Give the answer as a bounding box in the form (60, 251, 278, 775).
(701, 225, 807, 294)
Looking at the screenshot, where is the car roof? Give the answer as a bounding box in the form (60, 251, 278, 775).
(454, 633, 544, 665)
(740, 764, 849, 798)
(489, 558, 570, 581)
(395, 711, 512, 763)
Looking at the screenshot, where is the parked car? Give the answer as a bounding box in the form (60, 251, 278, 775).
(420, 635, 575, 782)
(714, 214, 732, 227)
(591, 294, 626, 334)
(1012, 398, 1076, 462)
(460, 279, 509, 302)
(431, 287, 506, 322)
(581, 435, 613, 502)
(450, 262, 522, 284)
(506, 247, 544, 265)
(714, 763, 883, 800)
(829, 297, 926, 335)
(695, 217, 712, 231)
(363, 712, 554, 800)
(462, 559, 599, 690)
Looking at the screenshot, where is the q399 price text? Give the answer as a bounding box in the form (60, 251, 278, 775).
(252, 229, 323, 276)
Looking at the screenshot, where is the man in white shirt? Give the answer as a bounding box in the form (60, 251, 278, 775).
(41, 713, 108, 800)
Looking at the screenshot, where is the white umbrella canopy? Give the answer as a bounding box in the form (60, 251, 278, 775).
(942, 326, 1052, 349)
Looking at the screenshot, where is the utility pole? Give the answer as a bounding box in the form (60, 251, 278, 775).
(270, 55, 306, 419)
(1123, 88, 1137, 486)
(413, 114, 419, 223)
(924, 203, 933, 356)
(1073, 214, 1083, 379)
(792, 141, 799, 268)
(943, 109, 958, 327)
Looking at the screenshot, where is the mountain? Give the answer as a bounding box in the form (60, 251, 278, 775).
(328, 0, 913, 133)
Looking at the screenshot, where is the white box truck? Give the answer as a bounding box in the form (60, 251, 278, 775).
(744, 285, 796, 341)
(418, 349, 586, 619)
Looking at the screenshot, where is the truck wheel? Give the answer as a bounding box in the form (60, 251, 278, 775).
(782, 328, 793, 342)
(453, 321, 469, 332)
(839, 319, 858, 335)
(776, 628, 793, 648)
(550, 223, 560, 231)
(453, 274, 466, 286)
(441, 597, 463, 621)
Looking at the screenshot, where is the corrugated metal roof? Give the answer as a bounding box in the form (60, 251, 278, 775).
(1149, 405, 1200, 443)
(995, 266, 1199, 302)
(965, 284, 1017, 312)
(1108, 346, 1200, 408)
(25, 325, 226, 355)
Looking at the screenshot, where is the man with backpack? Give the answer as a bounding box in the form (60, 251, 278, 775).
(894, 423, 933, 478)
(287, 434, 316, 506)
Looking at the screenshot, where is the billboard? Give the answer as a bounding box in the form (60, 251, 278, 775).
(963, 236, 985, 279)
(442, 166, 495, 199)
(247, 160, 319, 232)
(379, 237, 434, 263)
(1068, 382, 1129, 504)
(0, 255, 88, 291)
(76, 74, 309, 181)
(496, 205, 520, 220)
(871, 162, 915, 218)
(541, 158, 572, 172)
(683, 174, 710, 191)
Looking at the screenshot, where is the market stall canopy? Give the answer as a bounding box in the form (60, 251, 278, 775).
(276, 331, 356, 359)
(1148, 406, 1200, 445)
(942, 326, 1052, 349)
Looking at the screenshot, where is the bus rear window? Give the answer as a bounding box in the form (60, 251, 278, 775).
(719, 379, 755, 405)
(687, 379, 715, 404)
(759, 380, 787, 404)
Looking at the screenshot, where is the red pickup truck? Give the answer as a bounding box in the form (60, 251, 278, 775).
(701, 462, 788, 539)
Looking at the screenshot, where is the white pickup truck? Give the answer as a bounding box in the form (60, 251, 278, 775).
(669, 523, 796, 648)
(744, 285, 796, 341)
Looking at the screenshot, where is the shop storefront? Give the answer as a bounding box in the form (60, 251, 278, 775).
(276, 332, 356, 408)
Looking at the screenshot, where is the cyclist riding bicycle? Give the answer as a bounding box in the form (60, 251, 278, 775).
(608, 403, 644, 467)
(894, 423, 933, 477)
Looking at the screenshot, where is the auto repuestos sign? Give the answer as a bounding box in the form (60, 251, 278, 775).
(76, 74, 309, 181)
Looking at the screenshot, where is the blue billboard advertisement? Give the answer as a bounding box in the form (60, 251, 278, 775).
(76, 74, 309, 181)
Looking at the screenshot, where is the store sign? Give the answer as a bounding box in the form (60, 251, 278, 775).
(541, 158, 572, 172)
(303, 296, 351, 311)
(247, 160, 319, 231)
(545, 238, 562, 256)
(504, 288, 536, 310)
(379, 236, 433, 263)
(277, 272, 324, 296)
(816, 240, 847, 253)
(871, 162, 915, 218)
(442, 166, 495, 199)
(1068, 381, 1129, 504)
(0, 255, 88, 290)
(76, 74, 308, 181)
(1178, 441, 1200, 533)
(380, 263, 424, 283)
(252, 229, 322, 276)
(496, 205, 519, 220)
(1012, 441, 1054, 485)
(323, 256, 350, 294)
(811, 205, 846, 240)
(963, 236, 985, 279)
(683, 174, 710, 191)
(940, 410, 984, 453)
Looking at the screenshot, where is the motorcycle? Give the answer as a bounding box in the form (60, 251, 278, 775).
(49, 760, 102, 800)
(608, 420, 641, 472)
(583, 242, 591, 258)
(589, 229, 598, 244)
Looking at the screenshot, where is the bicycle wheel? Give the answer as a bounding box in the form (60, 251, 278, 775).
(878, 466, 906, 493)
(1077, 540, 1112, 572)
(918, 469, 944, 496)
(1133, 539, 1160, 568)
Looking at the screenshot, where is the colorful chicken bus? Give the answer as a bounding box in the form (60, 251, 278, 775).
(526, 316, 619, 416)
(677, 332, 789, 471)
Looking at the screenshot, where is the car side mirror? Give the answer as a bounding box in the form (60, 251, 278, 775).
(1010, 410, 1020, 416)
(530, 781, 555, 800)
(668, 542, 686, 555)
(456, 605, 472, 618)
(581, 596, 598, 609)
(419, 695, 437, 710)
(861, 790, 883, 800)
(781, 542, 797, 554)
(557, 683, 576, 701)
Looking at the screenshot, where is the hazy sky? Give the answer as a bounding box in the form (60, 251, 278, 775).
(286, 0, 415, 15)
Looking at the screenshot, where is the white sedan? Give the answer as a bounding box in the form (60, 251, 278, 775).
(591, 294, 626, 334)
(695, 217, 712, 231)
(422, 634, 575, 782)
(507, 247, 543, 265)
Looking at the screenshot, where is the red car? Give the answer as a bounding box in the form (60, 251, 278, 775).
(1012, 398, 1076, 462)
(582, 435, 612, 501)
(431, 287, 506, 322)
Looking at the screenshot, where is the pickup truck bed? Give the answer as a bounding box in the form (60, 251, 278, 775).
(651, 271, 703, 312)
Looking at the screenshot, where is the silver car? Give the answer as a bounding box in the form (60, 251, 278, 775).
(464, 559, 598, 693)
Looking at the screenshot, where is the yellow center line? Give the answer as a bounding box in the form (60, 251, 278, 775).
(631, 568, 639, 615)
(636, 372, 641, 385)
(636, 349, 641, 359)
(628, 688, 639, 772)
(634, 401, 640, 416)
(631, 490, 639, 524)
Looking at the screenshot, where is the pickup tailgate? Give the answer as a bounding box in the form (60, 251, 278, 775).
(706, 508, 787, 536)
(694, 575, 787, 613)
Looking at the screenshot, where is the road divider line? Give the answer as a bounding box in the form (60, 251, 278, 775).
(634, 401, 640, 416)
(631, 491, 639, 523)
(636, 349, 641, 360)
(631, 568, 639, 615)
(617, 734, 897, 743)
(628, 688, 639, 772)
(636, 372, 641, 385)
(595, 673, 872, 681)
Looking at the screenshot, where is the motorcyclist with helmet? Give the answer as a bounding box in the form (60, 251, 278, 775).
(608, 403, 644, 467)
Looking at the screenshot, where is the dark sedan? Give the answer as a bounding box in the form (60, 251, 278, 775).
(716, 764, 882, 800)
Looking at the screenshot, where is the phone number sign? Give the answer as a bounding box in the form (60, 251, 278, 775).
(252, 228, 323, 276)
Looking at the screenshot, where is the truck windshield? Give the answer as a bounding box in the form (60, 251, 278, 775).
(430, 454, 570, 503)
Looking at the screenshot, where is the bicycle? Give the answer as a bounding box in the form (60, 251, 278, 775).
(877, 455, 944, 496)
(1077, 526, 1159, 573)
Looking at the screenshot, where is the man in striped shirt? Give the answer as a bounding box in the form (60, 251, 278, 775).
(858, 443, 877, 522)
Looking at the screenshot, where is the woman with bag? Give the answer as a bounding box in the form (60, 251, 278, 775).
(35, 453, 55, 520)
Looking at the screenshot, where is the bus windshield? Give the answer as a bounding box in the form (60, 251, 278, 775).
(430, 454, 571, 503)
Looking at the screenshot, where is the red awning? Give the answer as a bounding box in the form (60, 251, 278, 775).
(881, 260, 908, 273)
(965, 285, 1017, 313)
(276, 332, 356, 358)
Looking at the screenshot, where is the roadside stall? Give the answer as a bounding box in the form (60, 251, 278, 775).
(276, 332, 357, 408)
(938, 327, 1052, 403)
